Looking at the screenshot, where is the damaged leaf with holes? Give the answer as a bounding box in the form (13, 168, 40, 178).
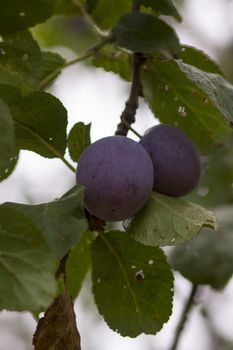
(91, 231, 174, 337)
(141, 58, 231, 152)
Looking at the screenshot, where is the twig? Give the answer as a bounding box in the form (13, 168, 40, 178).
(115, 0, 143, 136)
(72, 0, 108, 38)
(39, 36, 113, 90)
(169, 284, 200, 350)
(115, 53, 144, 136)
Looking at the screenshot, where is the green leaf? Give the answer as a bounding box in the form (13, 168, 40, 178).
(0, 99, 15, 177)
(68, 122, 91, 162)
(0, 152, 18, 182)
(0, 0, 56, 34)
(54, 0, 80, 15)
(187, 145, 233, 208)
(11, 90, 67, 158)
(177, 60, 233, 129)
(128, 192, 217, 247)
(92, 47, 131, 81)
(112, 13, 180, 57)
(141, 59, 231, 152)
(0, 206, 56, 313)
(58, 231, 95, 298)
(91, 231, 174, 337)
(0, 85, 68, 158)
(138, 0, 181, 22)
(169, 206, 233, 290)
(4, 186, 88, 260)
(180, 46, 223, 74)
(40, 51, 65, 82)
(86, 0, 132, 29)
(0, 30, 43, 92)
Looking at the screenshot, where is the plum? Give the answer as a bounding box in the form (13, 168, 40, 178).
(139, 124, 201, 196)
(76, 135, 154, 221)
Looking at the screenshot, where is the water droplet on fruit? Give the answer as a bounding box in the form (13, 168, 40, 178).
(135, 269, 145, 280)
(148, 260, 154, 265)
(178, 106, 187, 117)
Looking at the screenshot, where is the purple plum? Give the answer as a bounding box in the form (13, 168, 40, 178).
(140, 124, 201, 196)
(76, 135, 154, 221)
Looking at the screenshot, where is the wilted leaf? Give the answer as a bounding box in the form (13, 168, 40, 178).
(128, 192, 217, 247)
(91, 231, 174, 337)
(33, 291, 81, 350)
(68, 122, 91, 162)
(0, 206, 56, 313)
(5, 186, 87, 260)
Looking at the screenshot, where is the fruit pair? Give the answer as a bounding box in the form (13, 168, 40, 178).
(76, 124, 201, 222)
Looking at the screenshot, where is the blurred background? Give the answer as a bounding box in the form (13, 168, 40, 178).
(0, 0, 233, 349)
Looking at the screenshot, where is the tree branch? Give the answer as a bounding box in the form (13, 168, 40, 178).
(169, 284, 200, 350)
(115, 53, 144, 136)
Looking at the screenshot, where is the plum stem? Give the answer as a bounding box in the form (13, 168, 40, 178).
(169, 284, 200, 350)
(115, 1, 145, 136)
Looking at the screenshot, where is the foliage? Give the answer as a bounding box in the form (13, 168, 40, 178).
(0, 0, 232, 348)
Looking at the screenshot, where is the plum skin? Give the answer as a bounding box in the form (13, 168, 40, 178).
(76, 135, 154, 221)
(139, 124, 201, 197)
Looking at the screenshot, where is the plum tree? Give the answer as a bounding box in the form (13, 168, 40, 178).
(139, 124, 201, 197)
(76, 135, 154, 221)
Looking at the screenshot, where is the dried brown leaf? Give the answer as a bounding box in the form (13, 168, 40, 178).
(33, 292, 81, 350)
